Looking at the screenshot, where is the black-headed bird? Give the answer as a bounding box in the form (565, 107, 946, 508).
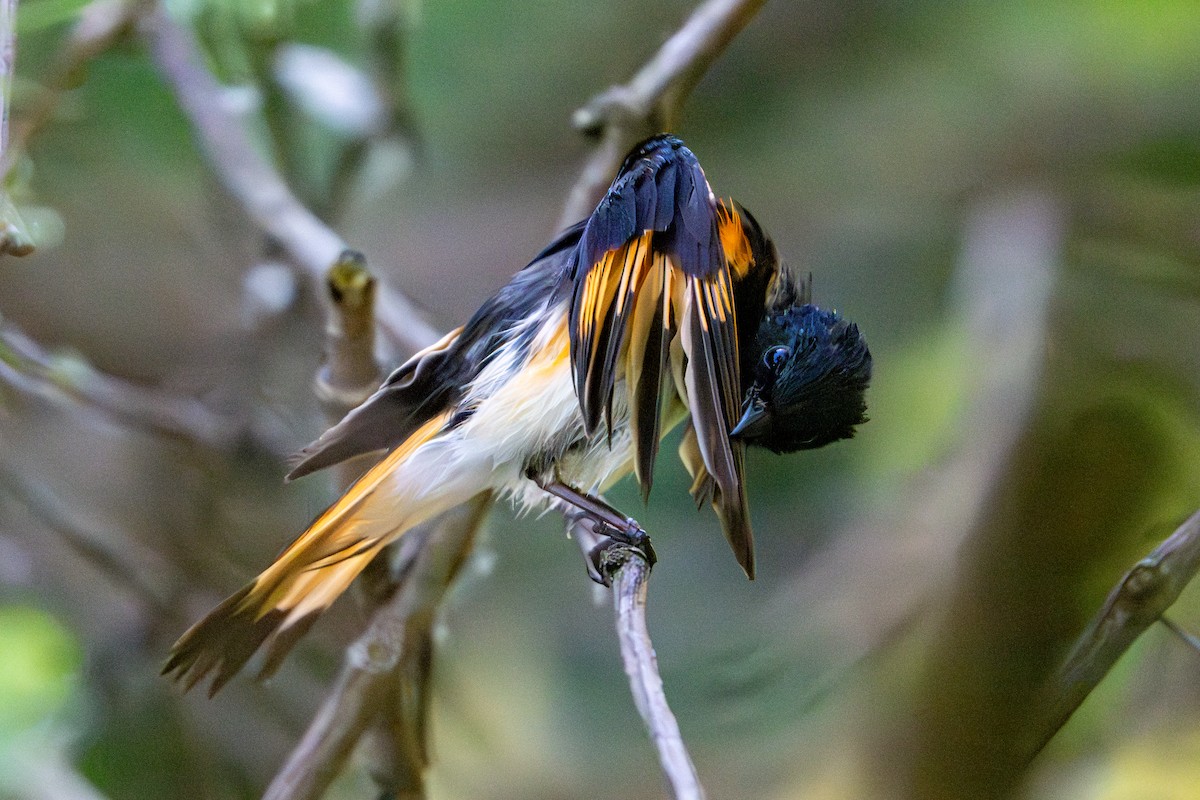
(165, 134, 872, 694)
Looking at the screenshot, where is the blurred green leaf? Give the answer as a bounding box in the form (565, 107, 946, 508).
(0, 196, 36, 256)
(0, 604, 80, 740)
(17, 0, 91, 34)
(859, 325, 972, 479)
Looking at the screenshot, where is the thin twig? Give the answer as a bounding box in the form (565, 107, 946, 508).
(1026, 507, 1200, 760)
(558, 0, 766, 227)
(1161, 615, 1200, 654)
(138, 5, 439, 354)
(263, 495, 490, 800)
(567, 514, 705, 800)
(612, 556, 704, 800)
(0, 314, 235, 447)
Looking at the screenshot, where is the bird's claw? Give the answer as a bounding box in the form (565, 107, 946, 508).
(585, 518, 656, 587)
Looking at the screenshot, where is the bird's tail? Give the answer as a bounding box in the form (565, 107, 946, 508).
(164, 412, 460, 695)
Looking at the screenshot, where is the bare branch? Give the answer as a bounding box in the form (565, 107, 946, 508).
(310, 247, 432, 798)
(613, 557, 704, 800)
(138, 5, 440, 354)
(567, 514, 705, 800)
(1026, 507, 1200, 760)
(548, 2, 771, 789)
(558, 0, 767, 227)
(0, 314, 236, 447)
(263, 495, 491, 800)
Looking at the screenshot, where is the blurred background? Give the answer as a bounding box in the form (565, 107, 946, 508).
(3, 0, 1200, 798)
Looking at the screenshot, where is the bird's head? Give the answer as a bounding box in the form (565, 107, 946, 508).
(731, 304, 872, 454)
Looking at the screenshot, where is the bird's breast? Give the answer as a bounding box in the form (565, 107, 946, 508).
(453, 308, 636, 510)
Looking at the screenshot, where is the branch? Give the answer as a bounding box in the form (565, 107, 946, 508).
(568, 515, 705, 800)
(314, 251, 380, 415)
(0, 451, 177, 619)
(138, 5, 440, 354)
(310, 248, 433, 798)
(1026, 507, 1200, 760)
(0, 313, 236, 447)
(550, 2, 769, 790)
(263, 494, 491, 800)
(558, 0, 767, 227)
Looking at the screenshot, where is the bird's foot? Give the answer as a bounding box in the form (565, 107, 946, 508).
(584, 516, 656, 587)
(528, 468, 656, 586)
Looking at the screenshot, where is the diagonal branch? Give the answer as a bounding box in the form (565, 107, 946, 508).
(558, 0, 767, 227)
(0, 314, 236, 447)
(1026, 507, 1200, 760)
(0, 452, 178, 619)
(568, 515, 705, 800)
(138, 4, 440, 354)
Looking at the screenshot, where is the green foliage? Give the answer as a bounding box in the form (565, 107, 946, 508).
(0, 604, 80, 740)
(17, 0, 91, 34)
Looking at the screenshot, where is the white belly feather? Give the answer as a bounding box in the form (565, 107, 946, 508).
(449, 305, 638, 513)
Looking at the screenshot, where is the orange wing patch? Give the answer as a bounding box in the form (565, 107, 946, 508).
(566, 135, 760, 577)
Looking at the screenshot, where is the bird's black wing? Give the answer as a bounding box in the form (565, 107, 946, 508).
(568, 134, 764, 577)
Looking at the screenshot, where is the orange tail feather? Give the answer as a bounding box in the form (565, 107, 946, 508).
(164, 412, 452, 695)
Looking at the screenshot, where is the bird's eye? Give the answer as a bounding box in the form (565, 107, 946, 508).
(764, 346, 791, 372)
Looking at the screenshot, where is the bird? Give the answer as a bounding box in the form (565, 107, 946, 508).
(164, 133, 872, 695)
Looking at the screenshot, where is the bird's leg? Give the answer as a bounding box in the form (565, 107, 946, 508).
(526, 469, 656, 586)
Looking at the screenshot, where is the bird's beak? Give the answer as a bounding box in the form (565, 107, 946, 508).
(730, 398, 769, 439)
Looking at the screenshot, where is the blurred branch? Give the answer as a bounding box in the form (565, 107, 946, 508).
(1162, 615, 1200, 653)
(0, 0, 13, 162)
(1026, 507, 1200, 760)
(263, 495, 490, 800)
(0, 451, 176, 619)
(558, 0, 766, 227)
(0, 314, 236, 447)
(568, 514, 705, 800)
(139, 4, 440, 354)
